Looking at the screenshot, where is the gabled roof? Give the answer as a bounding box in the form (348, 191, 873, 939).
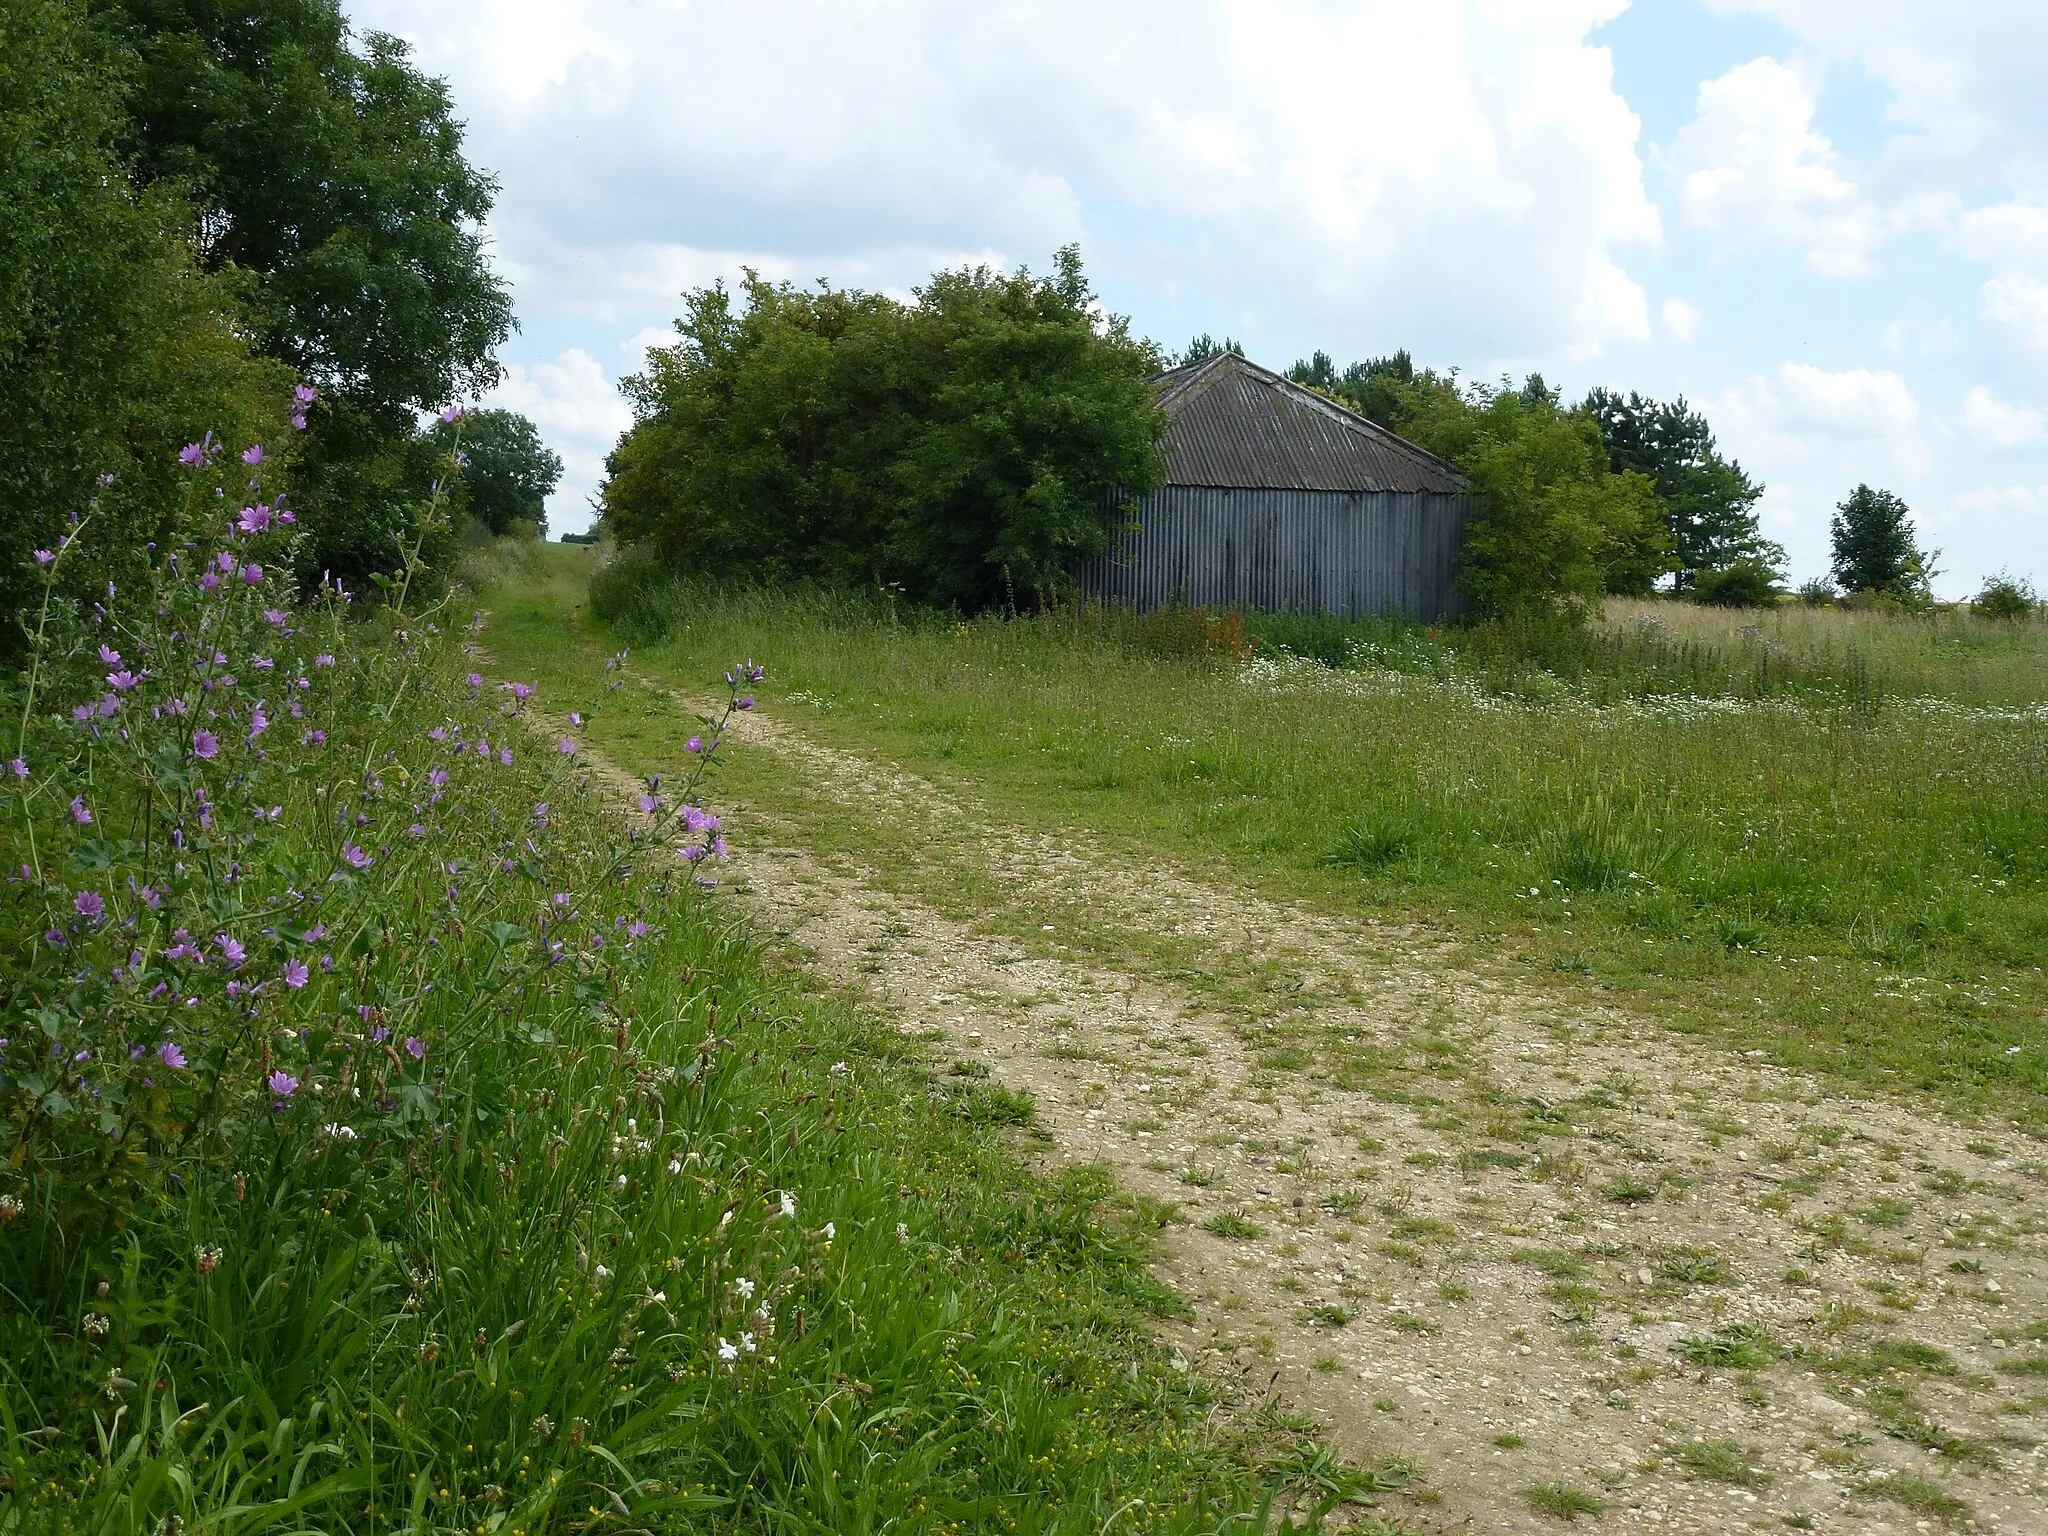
(1152, 352, 1465, 495)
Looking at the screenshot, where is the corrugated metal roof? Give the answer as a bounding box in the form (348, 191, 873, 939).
(1152, 353, 1466, 495)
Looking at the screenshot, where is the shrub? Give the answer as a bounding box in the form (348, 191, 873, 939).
(1795, 576, 1836, 607)
(603, 248, 1164, 611)
(1973, 572, 2039, 619)
(1691, 557, 1779, 608)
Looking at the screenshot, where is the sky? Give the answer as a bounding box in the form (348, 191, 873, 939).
(342, 0, 2048, 597)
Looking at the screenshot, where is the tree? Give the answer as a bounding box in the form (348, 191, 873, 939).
(1, 0, 289, 647)
(90, 0, 510, 418)
(86, 0, 513, 589)
(438, 409, 561, 536)
(1582, 388, 1781, 590)
(1830, 485, 1932, 600)
(1392, 374, 1667, 619)
(604, 248, 1166, 610)
(1177, 334, 1242, 366)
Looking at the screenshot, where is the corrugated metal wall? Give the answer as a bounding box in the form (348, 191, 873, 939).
(1077, 487, 1471, 621)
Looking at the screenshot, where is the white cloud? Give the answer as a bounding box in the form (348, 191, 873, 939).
(349, 0, 1663, 364)
(479, 348, 634, 532)
(1660, 297, 1701, 343)
(1665, 57, 1879, 276)
(1958, 386, 2045, 448)
(1710, 361, 1925, 473)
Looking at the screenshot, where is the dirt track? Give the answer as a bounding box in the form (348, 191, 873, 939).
(542, 690, 2048, 1533)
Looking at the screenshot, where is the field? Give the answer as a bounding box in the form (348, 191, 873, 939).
(471, 542, 2048, 1533)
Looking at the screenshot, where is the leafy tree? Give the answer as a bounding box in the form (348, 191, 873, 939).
(1, 0, 289, 647)
(86, 0, 512, 589)
(604, 249, 1165, 610)
(1392, 373, 1666, 618)
(1582, 388, 1780, 590)
(437, 408, 561, 536)
(89, 0, 510, 417)
(1177, 334, 1243, 366)
(1830, 485, 1932, 600)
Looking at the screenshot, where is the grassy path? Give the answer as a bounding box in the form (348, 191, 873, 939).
(483, 557, 2048, 1533)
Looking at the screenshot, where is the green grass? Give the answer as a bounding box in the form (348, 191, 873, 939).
(479, 546, 2048, 1121)
(0, 552, 1303, 1533)
(1522, 1481, 1605, 1520)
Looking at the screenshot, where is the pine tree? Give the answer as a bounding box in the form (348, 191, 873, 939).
(1583, 389, 1780, 590)
(1830, 485, 1931, 599)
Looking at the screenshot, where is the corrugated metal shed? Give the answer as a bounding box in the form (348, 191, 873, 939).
(1075, 353, 1473, 621)
(1152, 353, 1465, 494)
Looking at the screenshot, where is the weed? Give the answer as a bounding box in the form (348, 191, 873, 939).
(1523, 1482, 1605, 1521)
(1656, 1246, 1730, 1285)
(1673, 1325, 1781, 1368)
(1204, 1212, 1264, 1239)
(1668, 1438, 1770, 1485)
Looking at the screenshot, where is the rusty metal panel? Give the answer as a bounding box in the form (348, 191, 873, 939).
(1078, 487, 1470, 621)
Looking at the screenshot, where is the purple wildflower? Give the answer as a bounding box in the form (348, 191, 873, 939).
(193, 730, 219, 760)
(74, 891, 105, 922)
(465, 673, 483, 689)
(439, 403, 466, 423)
(341, 843, 370, 870)
(248, 705, 269, 739)
(498, 748, 512, 766)
(267, 1070, 297, 1098)
(243, 445, 265, 467)
(34, 549, 55, 566)
(557, 738, 576, 755)
(70, 796, 92, 824)
(684, 736, 703, 754)
(99, 645, 121, 665)
(736, 695, 755, 710)
(178, 442, 206, 466)
(216, 935, 246, 969)
(282, 958, 309, 989)
(9, 757, 25, 779)
(295, 384, 318, 405)
(158, 1041, 187, 1070)
(238, 505, 271, 534)
(404, 1036, 426, 1060)
(315, 653, 335, 668)
(107, 670, 138, 692)
(241, 564, 263, 585)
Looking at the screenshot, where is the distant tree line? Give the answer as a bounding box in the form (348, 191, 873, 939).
(602, 249, 1163, 610)
(1, 0, 552, 648)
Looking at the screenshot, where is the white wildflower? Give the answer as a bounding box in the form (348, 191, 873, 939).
(717, 1338, 738, 1362)
(667, 1156, 683, 1175)
(778, 1191, 796, 1219)
(733, 1277, 756, 1300)
(822, 1221, 835, 1242)
(740, 1332, 756, 1354)
(895, 1223, 909, 1241)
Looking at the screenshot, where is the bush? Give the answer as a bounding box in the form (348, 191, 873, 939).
(1795, 577, 1836, 607)
(602, 248, 1164, 611)
(1690, 558, 1780, 608)
(1973, 572, 2039, 619)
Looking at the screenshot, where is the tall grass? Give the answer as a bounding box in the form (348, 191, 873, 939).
(2, 463, 1296, 1532)
(551, 552, 2048, 1108)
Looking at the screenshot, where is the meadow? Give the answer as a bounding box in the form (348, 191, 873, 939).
(522, 547, 2048, 1121)
(0, 454, 1333, 1533)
